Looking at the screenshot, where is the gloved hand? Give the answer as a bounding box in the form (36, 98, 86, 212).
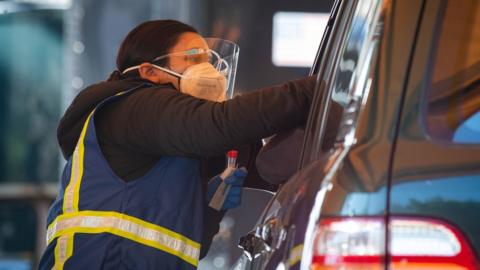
(207, 167, 247, 210)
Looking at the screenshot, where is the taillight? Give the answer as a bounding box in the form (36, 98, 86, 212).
(390, 217, 478, 270)
(310, 217, 479, 270)
(311, 218, 385, 270)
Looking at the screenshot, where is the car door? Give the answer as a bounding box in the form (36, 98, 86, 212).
(234, 0, 409, 269)
(232, 1, 347, 269)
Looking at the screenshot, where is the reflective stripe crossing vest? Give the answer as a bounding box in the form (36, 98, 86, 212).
(39, 84, 204, 270)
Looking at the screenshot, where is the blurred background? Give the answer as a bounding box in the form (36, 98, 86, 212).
(0, 0, 334, 269)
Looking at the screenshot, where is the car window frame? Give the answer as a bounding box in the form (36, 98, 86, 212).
(299, 0, 357, 168)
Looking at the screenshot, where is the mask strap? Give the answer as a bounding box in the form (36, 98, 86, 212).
(122, 65, 140, 74)
(152, 64, 183, 78)
(121, 64, 183, 78)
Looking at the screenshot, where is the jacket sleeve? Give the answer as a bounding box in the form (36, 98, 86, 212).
(103, 76, 316, 157)
(255, 128, 305, 185)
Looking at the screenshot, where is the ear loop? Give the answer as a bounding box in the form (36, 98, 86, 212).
(150, 64, 184, 89)
(121, 63, 183, 91)
(162, 62, 181, 87)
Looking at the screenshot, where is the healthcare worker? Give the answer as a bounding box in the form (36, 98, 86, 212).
(39, 19, 316, 270)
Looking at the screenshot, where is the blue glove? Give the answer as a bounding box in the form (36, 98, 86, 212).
(207, 167, 247, 210)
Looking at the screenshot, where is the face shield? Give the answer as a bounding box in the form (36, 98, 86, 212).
(204, 38, 239, 99)
(149, 38, 240, 99)
(122, 38, 239, 100)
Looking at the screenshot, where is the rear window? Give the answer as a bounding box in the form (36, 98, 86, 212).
(425, 0, 480, 144)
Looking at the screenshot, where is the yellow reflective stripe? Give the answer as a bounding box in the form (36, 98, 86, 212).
(52, 236, 65, 269)
(52, 234, 73, 270)
(66, 234, 74, 264)
(47, 211, 200, 266)
(55, 110, 93, 268)
(288, 244, 303, 267)
(62, 110, 94, 214)
(47, 211, 201, 250)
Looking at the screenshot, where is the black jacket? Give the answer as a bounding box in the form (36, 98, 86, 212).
(57, 75, 316, 258)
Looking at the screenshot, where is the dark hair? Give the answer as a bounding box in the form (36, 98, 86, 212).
(107, 20, 198, 81)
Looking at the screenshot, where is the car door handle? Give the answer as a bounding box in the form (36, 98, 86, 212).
(260, 218, 287, 250)
(238, 230, 261, 261)
(238, 219, 288, 262)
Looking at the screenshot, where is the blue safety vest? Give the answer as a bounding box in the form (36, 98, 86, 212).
(39, 84, 204, 270)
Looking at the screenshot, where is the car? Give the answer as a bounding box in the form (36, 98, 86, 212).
(234, 0, 480, 269)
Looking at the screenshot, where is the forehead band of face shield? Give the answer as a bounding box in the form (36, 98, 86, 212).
(122, 48, 229, 76)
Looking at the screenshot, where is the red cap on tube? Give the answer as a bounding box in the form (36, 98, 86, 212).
(227, 150, 238, 158)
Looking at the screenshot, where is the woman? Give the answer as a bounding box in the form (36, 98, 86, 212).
(40, 20, 315, 270)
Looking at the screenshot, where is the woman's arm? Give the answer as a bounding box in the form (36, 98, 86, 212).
(109, 76, 316, 157)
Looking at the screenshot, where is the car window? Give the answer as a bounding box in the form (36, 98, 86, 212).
(318, 1, 381, 152)
(425, 0, 480, 144)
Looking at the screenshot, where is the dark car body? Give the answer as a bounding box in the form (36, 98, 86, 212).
(235, 0, 480, 269)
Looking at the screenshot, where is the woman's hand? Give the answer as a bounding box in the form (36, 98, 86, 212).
(207, 167, 247, 210)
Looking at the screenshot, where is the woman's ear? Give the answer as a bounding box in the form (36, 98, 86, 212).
(138, 62, 179, 88)
(138, 63, 159, 82)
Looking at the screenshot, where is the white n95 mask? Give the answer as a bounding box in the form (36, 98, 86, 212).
(122, 61, 227, 102)
(173, 62, 227, 102)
